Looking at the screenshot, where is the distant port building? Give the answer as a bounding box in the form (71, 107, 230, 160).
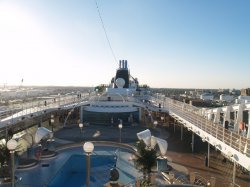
(219, 94, 234, 102)
(200, 92, 214, 101)
(241, 88, 250, 96)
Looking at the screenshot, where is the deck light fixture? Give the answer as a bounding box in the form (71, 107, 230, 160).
(50, 115, 54, 132)
(7, 139, 18, 187)
(79, 123, 83, 134)
(83, 142, 94, 187)
(118, 123, 123, 143)
(161, 116, 164, 121)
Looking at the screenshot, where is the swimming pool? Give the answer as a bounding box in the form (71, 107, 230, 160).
(15, 144, 140, 187)
(48, 154, 116, 187)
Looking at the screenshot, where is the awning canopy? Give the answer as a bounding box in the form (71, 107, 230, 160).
(137, 129, 151, 146)
(137, 129, 168, 156)
(16, 138, 29, 155)
(20, 133, 33, 148)
(156, 137, 168, 156)
(34, 127, 52, 144)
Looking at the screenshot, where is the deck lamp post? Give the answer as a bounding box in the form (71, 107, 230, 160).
(50, 115, 54, 132)
(79, 123, 83, 134)
(153, 121, 158, 127)
(83, 142, 94, 187)
(118, 123, 123, 143)
(161, 116, 164, 123)
(7, 139, 18, 187)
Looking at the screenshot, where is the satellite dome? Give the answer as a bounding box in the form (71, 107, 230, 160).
(115, 78, 125, 88)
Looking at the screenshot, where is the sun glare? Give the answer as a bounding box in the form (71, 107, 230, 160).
(0, 2, 68, 85)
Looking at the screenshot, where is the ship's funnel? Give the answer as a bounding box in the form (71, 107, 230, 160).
(115, 59, 129, 88)
(118, 60, 128, 69)
(119, 60, 122, 68)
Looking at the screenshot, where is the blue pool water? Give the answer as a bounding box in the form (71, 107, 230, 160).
(48, 154, 116, 187)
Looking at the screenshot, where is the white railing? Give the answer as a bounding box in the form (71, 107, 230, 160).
(0, 94, 89, 125)
(163, 98, 250, 158)
(143, 96, 250, 172)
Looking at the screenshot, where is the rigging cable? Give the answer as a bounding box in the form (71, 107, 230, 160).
(94, 0, 118, 63)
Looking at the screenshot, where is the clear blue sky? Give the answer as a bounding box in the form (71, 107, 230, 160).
(0, 0, 249, 89)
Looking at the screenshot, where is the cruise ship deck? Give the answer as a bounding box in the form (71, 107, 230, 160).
(0, 61, 250, 187)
